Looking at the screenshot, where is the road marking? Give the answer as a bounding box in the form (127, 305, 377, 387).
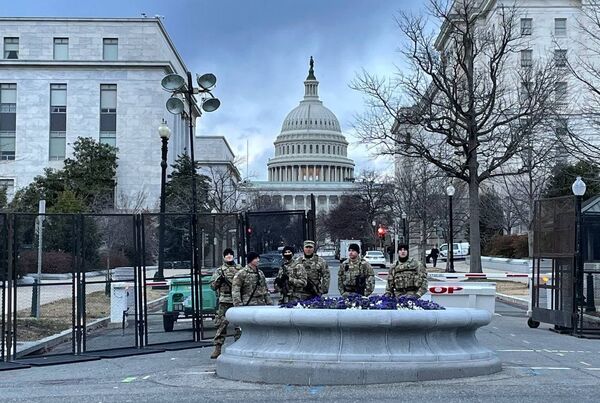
(492, 326, 499, 330)
(494, 313, 502, 316)
(580, 362, 591, 366)
(522, 340, 531, 344)
(586, 368, 600, 371)
(497, 349, 534, 352)
(556, 353, 565, 356)
(142, 375, 151, 380)
(530, 367, 571, 370)
(510, 334, 516, 337)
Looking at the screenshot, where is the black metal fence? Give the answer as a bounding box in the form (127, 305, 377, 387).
(531, 196, 600, 336)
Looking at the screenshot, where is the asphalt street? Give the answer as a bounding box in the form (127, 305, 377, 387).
(2, 301, 600, 402)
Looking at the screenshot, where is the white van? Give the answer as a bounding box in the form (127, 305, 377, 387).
(439, 242, 470, 260)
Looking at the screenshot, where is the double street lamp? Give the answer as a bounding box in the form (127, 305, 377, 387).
(155, 120, 171, 281)
(445, 183, 456, 273)
(160, 71, 220, 340)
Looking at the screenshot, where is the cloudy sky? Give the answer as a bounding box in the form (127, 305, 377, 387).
(3, 0, 423, 180)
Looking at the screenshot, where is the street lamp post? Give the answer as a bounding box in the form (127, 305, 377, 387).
(572, 177, 592, 312)
(446, 183, 456, 273)
(401, 212, 407, 245)
(394, 217, 400, 263)
(155, 120, 171, 281)
(161, 71, 220, 341)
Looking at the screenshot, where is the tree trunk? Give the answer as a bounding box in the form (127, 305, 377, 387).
(468, 174, 482, 273)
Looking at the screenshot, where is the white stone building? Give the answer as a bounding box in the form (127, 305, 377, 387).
(244, 58, 357, 213)
(0, 17, 231, 209)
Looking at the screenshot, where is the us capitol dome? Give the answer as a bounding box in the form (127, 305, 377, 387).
(245, 57, 357, 212)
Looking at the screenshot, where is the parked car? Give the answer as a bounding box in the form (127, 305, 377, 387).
(163, 275, 217, 332)
(439, 243, 470, 260)
(363, 250, 387, 268)
(318, 245, 336, 258)
(258, 252, 282, 278)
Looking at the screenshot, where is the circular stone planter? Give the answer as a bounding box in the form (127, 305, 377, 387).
(216, 306, 501, 385)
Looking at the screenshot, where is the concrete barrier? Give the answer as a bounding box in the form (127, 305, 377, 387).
(217, 306, 501, 385)
(422, 282, 496, 314)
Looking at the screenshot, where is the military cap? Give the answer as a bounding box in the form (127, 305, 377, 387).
(303, 240, 315, 248)
(348, 243, 360, 253)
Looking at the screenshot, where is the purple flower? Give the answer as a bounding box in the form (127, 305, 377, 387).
(280, 295, 444, 310)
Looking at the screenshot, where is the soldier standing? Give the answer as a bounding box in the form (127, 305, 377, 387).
(296, 240, 330, 299)
(274, 246, 307, 304)
(209, 248, 242, 359)
(385, 244, 428, 298)
(338, 243, 374, 297)
(232, 252, 273, 307)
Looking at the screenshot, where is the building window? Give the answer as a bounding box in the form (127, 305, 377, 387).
(554, 49, 567, 68)
(103, 38, 118, 60)
(53, 38, 69, 60)
(100, 84, 117, 146)
(310, 145, 313, 153)
(328, 145, 331, 154)
(49, 84, 67, 160)
(0, 83, 16, 160)
(3, 37, 18, 59)
(520, 49, 533, 68)
(303, 144, 306, 153)
(521, 18, 532, 36)
(555, 81, 567, 104)
(555, 18, 567, 36)
(520, 81, 532, 102)
(0, 178, 15, 201)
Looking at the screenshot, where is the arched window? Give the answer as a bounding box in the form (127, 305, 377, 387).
(328, 145, 331, 154)
(286, 145, 289, 154)
(310, 145, 313, 153)
(303, 144, 307, 153)
(322, 145, 325, 153)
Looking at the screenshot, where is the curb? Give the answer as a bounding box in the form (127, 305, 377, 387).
(496, 293, 528, 308)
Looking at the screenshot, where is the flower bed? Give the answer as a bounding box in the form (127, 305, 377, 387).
(281, 294, 444, 310)
(217, 305, 501, 385)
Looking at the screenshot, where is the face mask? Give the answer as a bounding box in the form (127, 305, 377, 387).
(283, 253, 293, 260)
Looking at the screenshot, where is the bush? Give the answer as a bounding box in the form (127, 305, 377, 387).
(98, 251, 132, 269)
(18, 250, 74, 274)
(484, 234, 529, 258)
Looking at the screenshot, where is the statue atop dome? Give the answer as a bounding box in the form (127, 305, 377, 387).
(307, 56, 316, 80)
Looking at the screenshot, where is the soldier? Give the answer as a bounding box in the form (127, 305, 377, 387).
(338, 243, 374, 297)
(274, 246, 307, 304)
(209, 248, 242, 359)
(232, 251, 273, 307)
(385, 244, 428, 298)
(296, 240, 330, 300)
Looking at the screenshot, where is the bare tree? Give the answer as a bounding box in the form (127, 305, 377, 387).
(561, 2, 600, 162)
(205, 157, 245, 213)
(352, 0, 557, 272)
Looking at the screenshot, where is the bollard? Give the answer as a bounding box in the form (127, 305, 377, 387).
(30, 278, 39, 318)
(586, 273, 596, 312)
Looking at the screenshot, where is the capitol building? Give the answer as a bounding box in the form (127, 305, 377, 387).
(244, 58, 357, 213)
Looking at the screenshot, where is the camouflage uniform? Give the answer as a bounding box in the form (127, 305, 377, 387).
(338, 257, 375, 297)
(296, 254, 330, 300)
(210, 262, 242, 346)
(274, 259, 308, 304)
(385, 258, 428, 298)
(232, 265, 273, 306)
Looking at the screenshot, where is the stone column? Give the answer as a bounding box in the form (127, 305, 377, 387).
(326, 195, 330, 211)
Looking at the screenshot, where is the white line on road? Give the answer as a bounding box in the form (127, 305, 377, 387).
(530, 367, 571, 370)
(580, 362, 592, 366)
(510, 334, 516, 337)
(586, 368, 600, 371)
(497, 349, 534, 352)
(522, 340, 531, 344)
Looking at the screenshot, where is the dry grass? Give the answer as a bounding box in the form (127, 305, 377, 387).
(464, 279, 529, 296)
(15, 288, 167, 341)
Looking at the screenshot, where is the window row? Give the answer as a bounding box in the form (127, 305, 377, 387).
(520, 80, 567, 104)
(520, 49, 567, 68)
(0, 83, 117, 161)
(3, 37, 119, 61)
(520, 17, 567, 36)
(275, 143, 347, 156)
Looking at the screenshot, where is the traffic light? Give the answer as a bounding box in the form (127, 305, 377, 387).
(377, 226, 386, 239)
(246, 227, 253, 235)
